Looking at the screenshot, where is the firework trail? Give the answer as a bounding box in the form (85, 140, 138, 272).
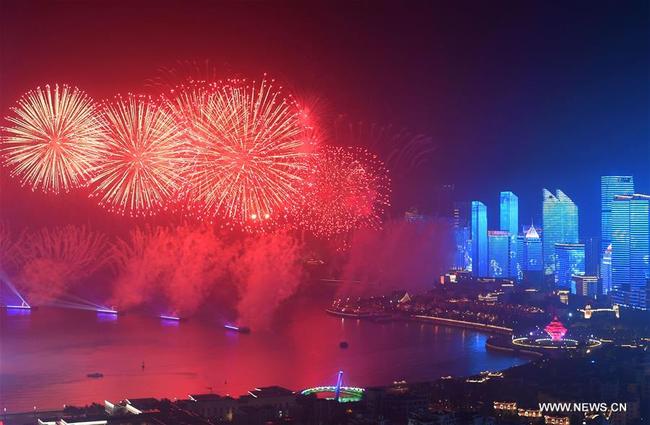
(2, 84, 103, 193)
(90, 95, 189, 216)
(13, 225, 108, 304)
(298, 146, 390, 238)
(144, 59, 225, 93)
(333, 119, 436, 177)
(168, 78, 317, 227)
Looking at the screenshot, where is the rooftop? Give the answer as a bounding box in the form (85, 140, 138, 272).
(247, 386, 294, 398)
(614, 193, 650, 201)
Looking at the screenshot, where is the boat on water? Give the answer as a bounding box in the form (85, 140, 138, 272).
(87, 372, 104, 379)
(224, 324, 251, 334)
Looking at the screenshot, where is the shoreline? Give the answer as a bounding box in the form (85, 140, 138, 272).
(325, 308, 514, 335)
(1, 309, 527, 415)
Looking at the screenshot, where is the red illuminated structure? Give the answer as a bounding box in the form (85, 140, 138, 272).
(544, 316, 567, 342)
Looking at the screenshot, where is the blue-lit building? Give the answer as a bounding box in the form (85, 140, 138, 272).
(471, 201, 488, 277)
(508, 235, 520, 281)
(554, 243, 585, 290)
(571, 275, 599, 298)
(611, 194, 650, 310)
(584, 236, 601, 276)
(543, 189, 579, 275)
(518, 223, 543, 273)
(453, 201, 471, 270)
(454, 226, 470, 270)
(499, 191, 519, 236)
(601, 244, 613, 294)
(488, 231, 510, 278)
(601, 176, 635, 253)
(499, 191, 519, 281)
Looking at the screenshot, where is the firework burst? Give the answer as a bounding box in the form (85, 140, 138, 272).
(90, 94, 189, 216)
(168, 78, 317, 227)
(333, 119, 436, 176)
(299, 146, 390, 238)
(2, 84, 103, 193)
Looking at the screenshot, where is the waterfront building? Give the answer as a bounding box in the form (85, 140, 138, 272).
(554, 243, 585, 290)
(464, 238, 473, 272)
(499, 191, 519, 236)
(601, 244, 613, 294)
(453, 201, 471, 229)
(454, 226, 470, 270)
(520, 224, 543, 271)
(453, 201, 471, 270)
(509, 235, 520, 281)
(516, 224, 543, 285)
(488, 231, 510, 278)
(584, 236, 601, 276)
(471, 201, 488, 277)
(601, 176, 635, 253)
(499, 192, 520, 281)
(543, 189, 579, 275)
(571, 275, 598, 298)
(611, 194, 650, 309)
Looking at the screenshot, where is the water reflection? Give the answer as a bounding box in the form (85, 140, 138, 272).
(2, 305, 527, 412)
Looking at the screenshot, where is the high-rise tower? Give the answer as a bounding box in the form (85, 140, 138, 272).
(601, 176, 635, 253)
(499, 191, 519, 236)
(542, 189, 579, 275)
(611, 194, 650, 309)
(471, 201, 488, 277)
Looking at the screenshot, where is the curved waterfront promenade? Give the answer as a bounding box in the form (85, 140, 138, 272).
(485, 336, 544, 358)
(411, 314, 513, 335)
(326, 309, 515, 335)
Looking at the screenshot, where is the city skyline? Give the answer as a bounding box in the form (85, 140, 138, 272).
(457, 174, 649, 309)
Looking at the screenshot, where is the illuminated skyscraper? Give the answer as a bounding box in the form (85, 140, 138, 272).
(499, 191, 519, 280)
(601, 244, 613, 294)
(471, 201, 488, 277)
(543, 189, 579, 275)
(454, 226, 470, 270)
(584, 236, 601, 276)
(611, 194, 650, 310)
(554, 243, 585, 290)
(601, 176, 635, 253)
(488, 231, 510, 278)
(499, 191, 519, 236)
(519, 223, 543, 272)
(453, 201, 471, 270)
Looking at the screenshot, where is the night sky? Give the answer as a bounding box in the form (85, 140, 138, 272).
(1, 0, 648, 237)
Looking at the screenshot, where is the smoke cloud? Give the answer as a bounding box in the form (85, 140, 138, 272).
(109, 225, 305, 328)
(230, 231, 305, 328)
(340, 218, 454, 295)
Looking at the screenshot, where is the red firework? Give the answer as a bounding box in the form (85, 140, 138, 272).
(2, 84, 102, 193)
(90, 94, 189, 216)
(299, 146, 390, 237)
(168, 78, 317, 227)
